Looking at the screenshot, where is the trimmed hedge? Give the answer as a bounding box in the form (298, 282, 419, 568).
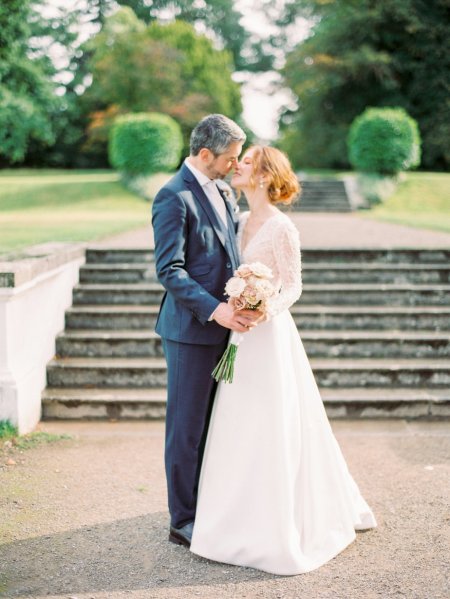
(109, 112, 183, 176)
(348, 107, 421, 175)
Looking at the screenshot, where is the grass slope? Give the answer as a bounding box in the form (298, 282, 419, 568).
(364, 172, 450, 233)
(0, 170, 169, 254)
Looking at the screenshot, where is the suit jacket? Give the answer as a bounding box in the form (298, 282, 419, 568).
(152, 162, 240, 345)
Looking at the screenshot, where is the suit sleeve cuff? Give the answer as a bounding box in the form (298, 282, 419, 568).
(207, 302, 221, 322)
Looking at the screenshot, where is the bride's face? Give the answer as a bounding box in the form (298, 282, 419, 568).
(231, 149, 257, 189)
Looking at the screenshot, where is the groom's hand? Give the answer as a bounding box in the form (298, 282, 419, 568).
(212, 302, 259, 333)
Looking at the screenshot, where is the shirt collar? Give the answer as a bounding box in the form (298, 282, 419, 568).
(184, 158, 213, 188)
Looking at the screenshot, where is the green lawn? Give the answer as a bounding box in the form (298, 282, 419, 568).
(1, 169, 448, 255)
(364, 172, 450, 233)
(299, 169, 450, 233)
(0, 170, 170, 254)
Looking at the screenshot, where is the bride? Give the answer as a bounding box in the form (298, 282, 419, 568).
(190, 146, 377, 575)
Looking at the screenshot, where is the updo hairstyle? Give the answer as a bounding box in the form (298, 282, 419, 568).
(250, 146, 300, 205)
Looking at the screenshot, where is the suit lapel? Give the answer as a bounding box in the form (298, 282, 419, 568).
(182, 163, 228, 251)
(218, 185, 240, 233)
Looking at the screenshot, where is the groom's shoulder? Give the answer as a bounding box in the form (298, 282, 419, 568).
(156, 164, 191, 197)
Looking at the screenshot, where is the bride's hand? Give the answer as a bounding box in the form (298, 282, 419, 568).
(229, 298, 267, 325)
(212, 302, 258, 333)
(251, 309, 268, 324)
(239, 307, 266, 323)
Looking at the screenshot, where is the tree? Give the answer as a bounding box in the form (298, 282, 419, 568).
(57, 0, 262, 72)
(0, 0, 59, 163)
(84, 9, 242, 158)
(280, 0, 450, 170)
(117, 0, 263, 71)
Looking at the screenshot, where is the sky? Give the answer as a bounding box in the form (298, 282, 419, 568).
(42, 0, 311, 141)
(235, 0, 311, 141)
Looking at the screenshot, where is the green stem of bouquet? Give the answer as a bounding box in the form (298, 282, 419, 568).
(212, 343, 238, 383)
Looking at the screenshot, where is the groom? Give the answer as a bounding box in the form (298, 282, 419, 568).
(152, 114, 260, 547)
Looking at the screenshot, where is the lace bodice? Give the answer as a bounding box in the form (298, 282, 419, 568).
(237, 211, 302, 317)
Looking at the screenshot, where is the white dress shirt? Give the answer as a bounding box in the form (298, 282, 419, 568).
(184, 159, 228, 228)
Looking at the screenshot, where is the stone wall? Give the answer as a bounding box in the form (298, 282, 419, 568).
(0, 243, 85, 433)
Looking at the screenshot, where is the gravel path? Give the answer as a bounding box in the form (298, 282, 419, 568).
(93, 213, 450, 250)
(1, 420, 449, 599)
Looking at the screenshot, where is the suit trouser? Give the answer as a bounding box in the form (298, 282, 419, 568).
(162, 337, 229, 528)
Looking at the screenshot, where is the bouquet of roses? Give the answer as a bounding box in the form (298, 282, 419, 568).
(212, 262, 276, 383)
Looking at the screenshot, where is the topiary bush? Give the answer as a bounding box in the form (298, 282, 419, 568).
(109, 112, 183, 177)
(348, 107, 421, 175)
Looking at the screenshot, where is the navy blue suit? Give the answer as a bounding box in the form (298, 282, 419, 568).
(152, 163, 240, 528)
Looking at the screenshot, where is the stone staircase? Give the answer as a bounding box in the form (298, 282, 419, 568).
(296, 180, 352, 212)
(239, 179, 352, 212)
(42, 248, 450, 420)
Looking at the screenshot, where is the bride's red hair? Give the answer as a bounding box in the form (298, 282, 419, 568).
(249, 146, 300, 205)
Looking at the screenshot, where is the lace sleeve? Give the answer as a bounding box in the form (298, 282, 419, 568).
(267, 218, 302, 317)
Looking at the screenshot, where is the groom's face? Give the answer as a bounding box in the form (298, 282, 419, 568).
(204, 141, 243, 180)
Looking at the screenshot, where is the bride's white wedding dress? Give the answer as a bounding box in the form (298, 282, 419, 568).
(190, 210, 376, 575)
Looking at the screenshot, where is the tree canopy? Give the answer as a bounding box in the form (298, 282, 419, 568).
(280, 0, 450, 170)
(0, 0, 59, 163)
(83, 9, 242, 158)
(1, 0, 448, 170)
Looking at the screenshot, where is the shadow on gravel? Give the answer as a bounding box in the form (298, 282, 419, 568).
(0, 512, 276, 597)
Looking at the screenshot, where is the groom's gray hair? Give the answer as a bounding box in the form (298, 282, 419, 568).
(190, 114, 246, 156)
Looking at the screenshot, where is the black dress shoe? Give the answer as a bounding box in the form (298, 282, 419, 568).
(169, 521, 194, 547)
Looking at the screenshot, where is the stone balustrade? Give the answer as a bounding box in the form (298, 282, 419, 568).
(0, 243, 85, 432)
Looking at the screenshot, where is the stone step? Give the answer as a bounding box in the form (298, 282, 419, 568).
(73, 283, 165, 305)
(42, 387, 167, 420)
(296, 202, 350, 207)
(295, 198, 350, 204)
(297, 184, 348, 190)
(85, 248, 450, 265)
(297, 209, 351, 214)
(72, 283, 450, 306)
(292, 306, 450, 331)
(46, 357, 450, 389)
(302, 249, 450, 264)
(56, 330, 163, 358)
(66, 305, 161, 330)
(80, 264, 159, 284)
(238, 200, 352, 212)
(296, 202, 350, 206)
(300, 180, 347, 186)
(65, 305, 450, 332)
(302, 264, 450, 284)
(296, 192, 349, 199)
(320, 388, 450, 419)
(79, 262, 450, 284)
(47, 357, 168, 388)
(55, 329, 450, 359)
(237, 180, 351, 211)
(41, 386, 450, 420)
(86, 249, 154, 265)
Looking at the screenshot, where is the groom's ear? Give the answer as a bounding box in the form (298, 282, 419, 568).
(199, 148, 214, 163)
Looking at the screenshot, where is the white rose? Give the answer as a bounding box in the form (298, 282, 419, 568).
(254, 278, 275, 299)
(249, 262, 273, 279)
(235, 264, 253, 278)
(225, 276, 246, 297)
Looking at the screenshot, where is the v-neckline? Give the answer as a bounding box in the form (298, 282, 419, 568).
(240, 212, 280, 256)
